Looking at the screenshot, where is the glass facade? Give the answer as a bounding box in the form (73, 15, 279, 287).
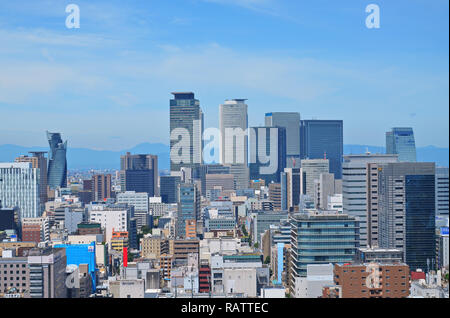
(170, 92, 204, 171)
(176, 183, 200, 238)
(46, 131, 67, 189)
(386, 127, 417, 162)
(290, 214, 359, 277)
(0, 163, 40, 219)
(405, 175, 435, 271)
(300, 120, 343, 179)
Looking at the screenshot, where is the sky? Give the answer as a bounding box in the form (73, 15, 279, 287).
(0, 0, 448, 151)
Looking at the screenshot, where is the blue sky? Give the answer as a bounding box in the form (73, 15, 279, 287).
(0, 0, 448, 150)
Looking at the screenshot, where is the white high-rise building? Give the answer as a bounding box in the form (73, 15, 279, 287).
(0, 162, 40, 219)
(300, 159, 329, 199)
(89, 204, 128, 244)
(116, 191, 149, 229)
(435, 167, 449, 218)
(342, 153, 398, 247)
(219, 99, 249, 189)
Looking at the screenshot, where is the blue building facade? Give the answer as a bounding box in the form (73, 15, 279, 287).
(54, 242, 96, 293)
(46, 131, 67, 189)
(300, 120, 343, 179)
(290, 213, 359, 278)
(386, 127, 417, 162)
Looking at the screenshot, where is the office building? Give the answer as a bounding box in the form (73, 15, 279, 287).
(0, 162, 40, 220)
(21, 217, 50, 243)
(249, 126, 287, 184)
(116, 191, 150, 229)
(300, 120, 343, 179)
(92, 174, 113, 201)
(435, 167, 449, 218)
(169, 92, 204, 171)
(282, 168, 301, 211)
(314, 172, 341, 210)
(300, 159, 329, 199)
(333, 263, 410, 298)
(342, 154, 398, 247)
(378, 162, 435, 271)
(160, 175, 181, 204)
(120, 153, 158, 197)
(265, 112, 301, 168)
(289, 211, 359, 293)
(176, 183, 200, 239)
(46, 131, 67, 189)
(0, 247, 67, 298)
(219, 99, 249, 189)
(386, 127, 417, 162)
(15, 151, 48, 206)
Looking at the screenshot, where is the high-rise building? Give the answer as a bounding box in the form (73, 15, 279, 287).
(176, 183, 200, 239)
(289, 211, 359, 294)
(265, 112, 301, 168)
(160, 176, 181, 204)
(314, 172, 341, 210)
(21, 217, 50, 243)
(249, 126, 287, 184)
(170, 92, 204, 172)
(386, 127, 417, 162)
(435, 167, 449, 218)
(268, 183, 282, 211)
(300, 159, 329, 199)
(300, 120, 343, 179)
(120, 153, 158, 197)
(116, 191, 150, 229)
(15, 152, 48, 206)
(342, 154, 399, 247)
(46, 132, 67, 190)
(0, 162, 40, 220)
(282, 168, 301, 211)
(378, 162, 435, 271)
(92, 174, 112, 201)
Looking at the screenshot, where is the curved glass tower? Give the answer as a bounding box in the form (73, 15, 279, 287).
(47, 131, 67, 189)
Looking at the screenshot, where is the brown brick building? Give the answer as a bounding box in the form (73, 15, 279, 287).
(333, 263, 410, 298)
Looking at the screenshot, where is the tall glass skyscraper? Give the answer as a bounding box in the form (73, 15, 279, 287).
(46, 131, 67, 190)
(176, 183, 200, 238)
(386, 127, 417, 162)
(300, 120, 343, 179)
(120, 152, 158, 197)
(170, 92, 204, 172)
(378, 162, 435, 271)
(265, 112, 301, 168)
(219, 99, 249, 189)
(0, 162, 40, 219)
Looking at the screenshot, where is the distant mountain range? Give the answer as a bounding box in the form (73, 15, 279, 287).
(0, 143, 448, 170)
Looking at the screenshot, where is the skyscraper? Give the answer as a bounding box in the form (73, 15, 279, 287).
(342, 153, 399, 247)
(176, 183, 200, 239)
(120, 153, 158, 197)
(435, 167, 449, 218)
(378, 162, 435, 271)
(386, 127, 417, 162)
(300, 159, 329, 199)
(219, 99, 249, 189)
(15, 151, 48, 207)
(92, 174, 113, 201)
(300, 120, 343, 179)
(46, 131, 67, 190)
(170, 92, 204, 172)
(0, 162, 40, 219)
(249, 126, 287, 184)
(265, 112, 301, 168)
